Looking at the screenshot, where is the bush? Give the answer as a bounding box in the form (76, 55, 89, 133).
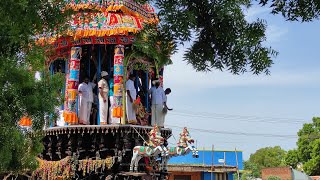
(267, 176, 281, 180)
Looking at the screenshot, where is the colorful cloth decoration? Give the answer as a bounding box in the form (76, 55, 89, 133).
(65, 0, 158, 23)
(36, 12, 145, 44)
(106, 0, 158, 23)
(135, 100, 149, 126)
(19, 116, 32, 127)
(68, 12, 143, 39)
(33, 157, 114, 180)
(64, 47, 82, 124)
(112, 45, 124, 118)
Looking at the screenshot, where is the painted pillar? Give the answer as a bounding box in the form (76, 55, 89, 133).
(63, 47, 81, 125)
(113, 45, 125, 124)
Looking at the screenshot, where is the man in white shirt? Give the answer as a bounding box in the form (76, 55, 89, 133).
(78, 77, 90, 125)
(126, 74, 137, 124)
(149, 79, 167, 127)
(98, 71, 109, 125)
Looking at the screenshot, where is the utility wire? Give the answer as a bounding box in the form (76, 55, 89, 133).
(174, 109, 307, 121)
(168, 110, 308, 124)
(167, 124, 298, 139)
(169, 112, 303, 125)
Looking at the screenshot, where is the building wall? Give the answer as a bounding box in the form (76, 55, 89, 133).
(311, 176, 320, 180)
(169, 172, 201, 180)
(169, 172, 236, 180)
(168, 150, 241, 180)
(201, 172, 235, 180)
(168, 150, 243, 170)
(261, 167, 292, 180)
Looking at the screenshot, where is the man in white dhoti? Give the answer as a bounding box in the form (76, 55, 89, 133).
(98, 71, 109, 125)
(149, 79, 168, 127)
(126, 74, 137, 124)
(78, 77, 90, 125)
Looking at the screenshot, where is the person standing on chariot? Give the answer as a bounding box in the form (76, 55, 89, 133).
(177, 127, 194, 148)
(98, 71, 109, 125)
(126, 74, 137, 124)
(162, 88, 173, 122)
(78, 77, 91, 125)
(149, 79, 167, 127)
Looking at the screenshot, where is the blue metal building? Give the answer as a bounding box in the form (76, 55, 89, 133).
(167, 149, 243, 180)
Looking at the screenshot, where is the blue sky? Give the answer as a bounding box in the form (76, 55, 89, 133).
(163, 5, 320, 159)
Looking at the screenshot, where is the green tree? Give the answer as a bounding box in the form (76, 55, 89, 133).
(285, 149, 300, 169)
(258, 0, 320, 22)
(0, 0, 68, 177)
(246, 146, 287, 177)
(144, 0, 320, 74)
(244, 160, 261, 178)
(155, 0, 277, 74)
(295, 117, 320, 175)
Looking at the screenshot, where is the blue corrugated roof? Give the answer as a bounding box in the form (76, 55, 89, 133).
(168, 150, 243, 170)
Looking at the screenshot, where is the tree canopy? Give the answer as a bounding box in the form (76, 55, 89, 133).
(136, 0, 320, 74)
(245, 146, 287, 177)
(258, 0, 320, 22)
(285, 149, 300, 169)
(154, 0, 277, 74)
(286, 117, 320, 175)
(0, 0, 67, 176)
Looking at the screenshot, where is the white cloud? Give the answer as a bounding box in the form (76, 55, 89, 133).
(243, 5, 289, 43)
(164, 49, 320, 90)
(265, 25, 289, 43)
(244, 6, 271, 21)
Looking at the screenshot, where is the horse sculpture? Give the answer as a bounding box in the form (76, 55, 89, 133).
(162, 127, 199, 172)
(129, 126, 168, 172)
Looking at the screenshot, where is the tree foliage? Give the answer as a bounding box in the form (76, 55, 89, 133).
(245, 146, 287, 177)
(154, 0, 277, 74)
(285, 149, 300, 169)
(258, 0, 320, 22)
(128, 24, 176, 75)
(0, 0, 67, 176)
(243, 160, 261, 178)
(136, 0, 320, 74)
(290, 117, 320, 175)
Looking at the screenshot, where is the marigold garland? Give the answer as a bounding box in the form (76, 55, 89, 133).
(33, 156, 114, 179)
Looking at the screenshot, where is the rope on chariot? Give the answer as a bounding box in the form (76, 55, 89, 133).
(132, 126, 148, 145)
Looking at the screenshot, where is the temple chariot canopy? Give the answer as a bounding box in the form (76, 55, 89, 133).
(36, 0, 158, 49)
(36, 0, 168, 127)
